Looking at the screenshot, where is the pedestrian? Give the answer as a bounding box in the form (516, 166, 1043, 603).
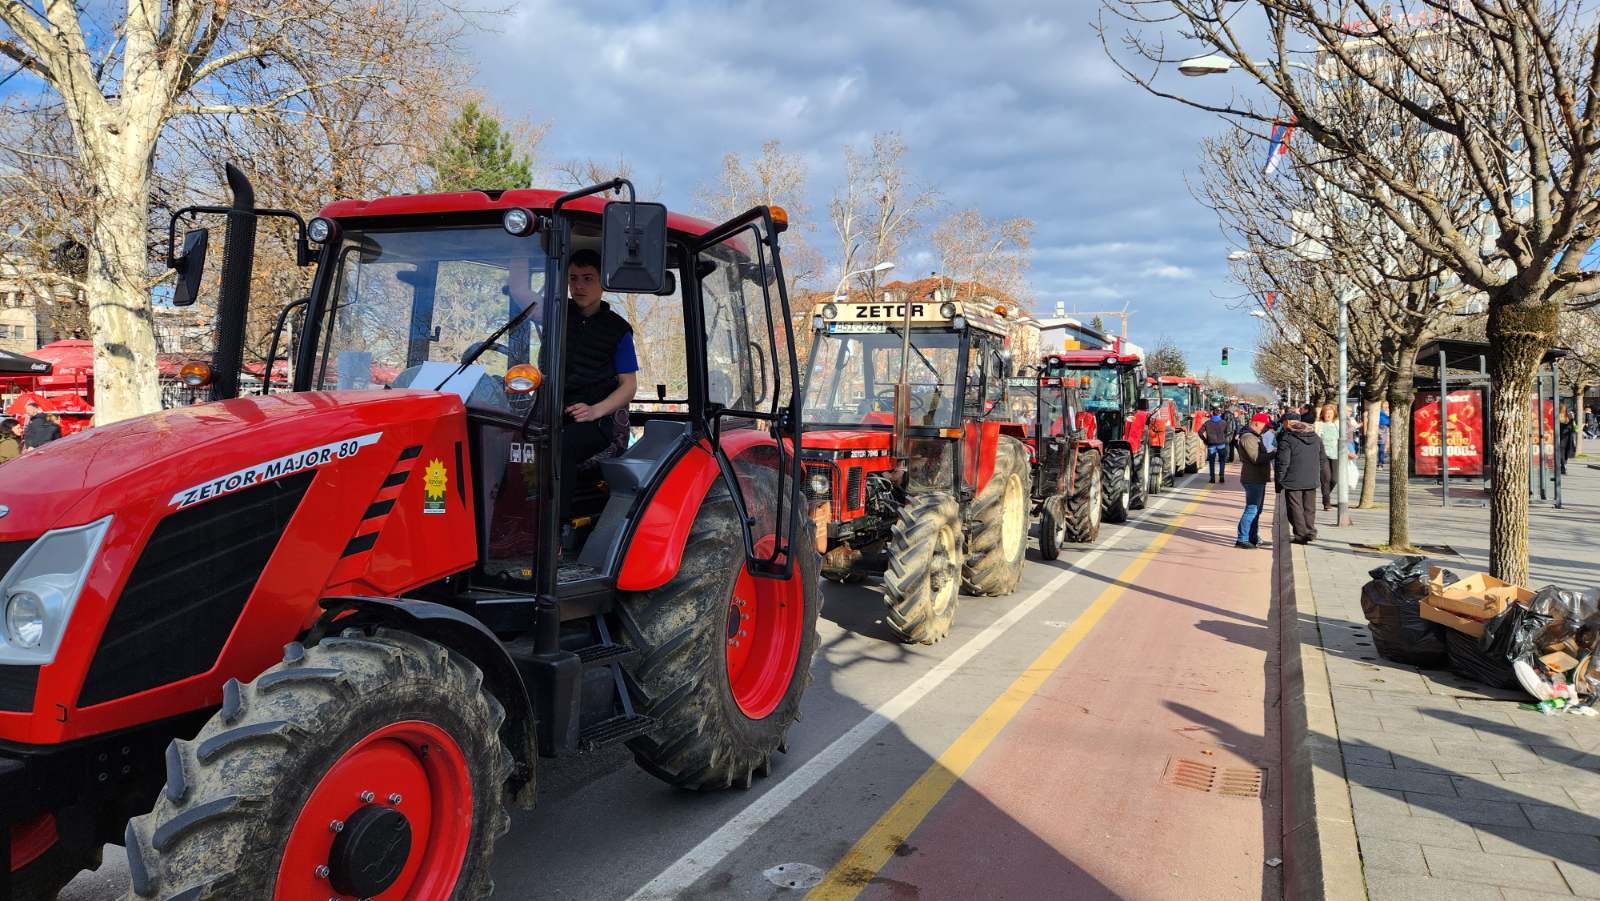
(21, 401, 61, 450)
(1199, 409, 1232, 484)
(1559, 404, 1577, 475)
(0, 419, 20, 464)
(1377, 401, 1391, 466)
(1276, 417, 1322, 543)
(1313, 403, 1340, 511)
(1234, 412, 1275, 548)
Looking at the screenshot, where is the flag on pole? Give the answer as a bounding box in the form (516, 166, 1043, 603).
(1264, 116, 1297, 176)
(1266, 291, 1277, 311)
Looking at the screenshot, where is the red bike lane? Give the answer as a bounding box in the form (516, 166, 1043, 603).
(816, 481, 1283, 900)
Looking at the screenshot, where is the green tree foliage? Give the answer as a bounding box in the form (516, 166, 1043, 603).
(1089, 315, 1106, 333)
(429, 101, 531, 192)
(1144, 337, 1188, 377)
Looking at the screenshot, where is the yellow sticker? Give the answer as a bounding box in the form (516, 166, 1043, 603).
(422, 458, 447, 514)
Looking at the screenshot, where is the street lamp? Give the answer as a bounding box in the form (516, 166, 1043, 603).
(834, 260, 895, 298)
(1179, 54, 1234, 76)
(1249, 310, 1268, 319)
(1227, 250, 1254, 262)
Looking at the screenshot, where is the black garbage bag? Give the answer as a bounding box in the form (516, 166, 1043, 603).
(1450, 629, 1518, 688)
(1359, 556, 1451, 666)
(1481, 602, 1551, 666)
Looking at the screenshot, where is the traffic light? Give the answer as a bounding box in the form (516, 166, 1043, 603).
(1221, 346, 1230, 366)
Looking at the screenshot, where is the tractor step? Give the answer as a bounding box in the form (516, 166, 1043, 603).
(578, 713, 657, 750)
(575, 642, 639, 669)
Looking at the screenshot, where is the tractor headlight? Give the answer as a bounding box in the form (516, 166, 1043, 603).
(939, 301, 957, 318)
(808, 472, 831, 497)
(0, 516, 110, 665)
(307, 217, 336, 244)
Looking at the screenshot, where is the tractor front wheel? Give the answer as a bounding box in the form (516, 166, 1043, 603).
(1101, 447, 1132, 524)
(1130, 448, 1151, 510)
(962, 437, 1029, 596)
(882, 493, 962, 644)
(1064, 447, 1103, 543)
(126, 630, 512, 901)
(1147, 448, 1165, 497)
(1038, 498, 1065, 561)
(1186, 432, 1203, 474)
(619, 480, 819, 790)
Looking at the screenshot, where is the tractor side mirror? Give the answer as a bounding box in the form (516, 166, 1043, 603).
(171, 228, 209, 307)
(601, 200, 668, 294)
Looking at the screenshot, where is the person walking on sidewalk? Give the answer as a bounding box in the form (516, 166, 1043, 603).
(1199, 410, 1232, 484)
(1234, 412, 1275, 549)
(1276, 418, 1322, 543)
(1313, 403, 1340, 511)
(1377, 401, 1391, 467)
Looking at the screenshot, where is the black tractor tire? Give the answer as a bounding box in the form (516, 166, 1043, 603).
(1064, 447, 1103, 543)
(961, 436, 1029, 597)
(1130, 448, 1151, 510)
(125, 630, 513, 901)
(1185, 432, 1202, 474)
(10, 823, 101, 901)
(1147, 448, 1165, 497)
(1162, 442, 1178, 487)
(882, 492, 963, 644)
(1101, 447, 1133, 524)
(1038, 498, 1064, 561)
(618, 480, 820, 790)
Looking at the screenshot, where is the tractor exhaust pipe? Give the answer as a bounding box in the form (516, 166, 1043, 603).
(212, 162, 258, 401)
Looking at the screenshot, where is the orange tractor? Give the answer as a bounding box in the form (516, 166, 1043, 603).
(1152, 375, 1206, 475)
(1007, 367, 1103, 559)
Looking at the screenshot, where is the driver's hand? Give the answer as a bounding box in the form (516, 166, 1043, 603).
(566, 403, 602, 423)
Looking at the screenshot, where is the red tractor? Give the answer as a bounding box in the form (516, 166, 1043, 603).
(1153, 375, 1206, 475)
(1141, 379, 1182, 492)
(1007, 368, 1103, 559)
(0, 166, 820, 900)
(1043, 341, 1154, 524)
(800, 298, 1030, 644)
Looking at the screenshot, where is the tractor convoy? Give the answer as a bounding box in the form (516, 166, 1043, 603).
(0, 164, 1206, 899)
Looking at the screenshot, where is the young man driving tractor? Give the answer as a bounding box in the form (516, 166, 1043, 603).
(560, 247, 638, 523)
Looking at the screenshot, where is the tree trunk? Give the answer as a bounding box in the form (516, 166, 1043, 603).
(85, 137, 162, 424)
(1387, 352, 1417, 551)
(1486, 302, 1559, 586)
(1359, 393, 1381, 507)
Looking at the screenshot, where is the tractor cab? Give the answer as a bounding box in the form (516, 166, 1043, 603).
(1042, 342, 1155, 520)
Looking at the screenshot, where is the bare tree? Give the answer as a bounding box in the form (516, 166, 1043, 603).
(828, 132, 938, 297)
(930, 209, 1035, 306)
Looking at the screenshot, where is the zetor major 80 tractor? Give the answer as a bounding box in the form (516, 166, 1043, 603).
(0, 166, 819, 900)
(1006, 367, 1104, 560)
(1043, 338, 1155, 524)
(1152, 375, 1206, 476)
(800, 298, 1030, 645)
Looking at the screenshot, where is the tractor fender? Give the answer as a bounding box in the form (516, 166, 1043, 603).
(311, 596, 538, 808)
(616, 442, 722, 592)
(1104, 438, 1133, 457)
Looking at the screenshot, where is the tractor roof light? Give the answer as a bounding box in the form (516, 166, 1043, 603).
(820, 303, 838, 320)
(307, 217, 336, 244)
(504, 363, 543, 395)
(939, 301, 957, 318)
(179, 362, 213, 388)
(502, 207, 537, 237)
(769, 205, 790, 233)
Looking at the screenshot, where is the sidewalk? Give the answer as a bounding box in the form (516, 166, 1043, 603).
(1291, 444, 1600, 899)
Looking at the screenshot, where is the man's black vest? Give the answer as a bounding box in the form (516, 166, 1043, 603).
(565, 300, 632, 406)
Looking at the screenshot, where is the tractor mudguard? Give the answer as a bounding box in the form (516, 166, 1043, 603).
(312, 597, 537, 808)
(615, 443, 722, 591)
(1105, 438, 1133, 456)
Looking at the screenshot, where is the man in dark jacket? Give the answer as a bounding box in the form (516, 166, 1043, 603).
(21, 401, 60, 450)
(1234, 413, 1274, 548)
(561, 249, 638, 524)
(1275, 418, 1322, 542)
(1198, 410, 1232, 484)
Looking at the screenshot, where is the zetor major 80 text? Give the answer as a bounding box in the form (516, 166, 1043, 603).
(0, 165, 820, 900)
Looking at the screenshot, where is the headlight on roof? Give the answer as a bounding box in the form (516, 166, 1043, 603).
(0, 516, 111, 665)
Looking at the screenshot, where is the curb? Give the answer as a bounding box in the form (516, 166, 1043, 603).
(1275, 504, 1366, 899)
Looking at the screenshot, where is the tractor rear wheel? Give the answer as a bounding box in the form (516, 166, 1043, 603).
(1130, 448, 1151, 510)
(962, 436, 1029, 596)
(1186, 432, 1202, 474)
(1038, 498, 1064, 561)
(1064, 447, 1103, 543)
(882, 492, 962, 644)
(619, 480, 819, 789)
(1147, 448, 1165, 497)
(125, 630, 512, 901)
(1162, 443, 1178, 487)
(1101, 447, 1132, 524)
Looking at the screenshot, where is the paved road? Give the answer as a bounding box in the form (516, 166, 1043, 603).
(65, 473, 1281, 899)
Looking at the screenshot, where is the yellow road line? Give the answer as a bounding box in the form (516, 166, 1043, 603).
(807, 489, 1212, 900)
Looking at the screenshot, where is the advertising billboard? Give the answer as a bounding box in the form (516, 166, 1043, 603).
(1414, 388, 1485, 476)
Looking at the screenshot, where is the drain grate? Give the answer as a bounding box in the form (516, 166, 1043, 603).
(1162, 757, 1266, 799)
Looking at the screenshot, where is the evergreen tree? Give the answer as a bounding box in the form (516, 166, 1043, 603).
(429, 101, 532, 192)
(1089, 315, 1106, 333)
(1145, 338, 1189, 377)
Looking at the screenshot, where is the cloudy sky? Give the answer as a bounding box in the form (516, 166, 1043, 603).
(466, 1, 1273, 381)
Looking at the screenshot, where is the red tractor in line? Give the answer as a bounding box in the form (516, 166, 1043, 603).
(1006, 367, 1103, 559)
(1152, 375, 1207, 476)
(1043, 338, 1155, 524)
(0, 167, 820, 900)
(800, 298, 1030, 645)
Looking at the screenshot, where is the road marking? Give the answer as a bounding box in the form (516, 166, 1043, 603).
(628, 476, 1206, 901)
(807, 489, 1210, 900)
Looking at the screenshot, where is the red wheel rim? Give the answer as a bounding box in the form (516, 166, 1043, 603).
(275, 721, 473, 901)
(725, 535, 805, 719)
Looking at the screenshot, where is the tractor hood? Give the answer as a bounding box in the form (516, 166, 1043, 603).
(0, 390, 462, 538)
(801, 429, 894, 454)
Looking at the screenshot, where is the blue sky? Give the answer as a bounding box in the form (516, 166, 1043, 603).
(465, 0, 1270, 382)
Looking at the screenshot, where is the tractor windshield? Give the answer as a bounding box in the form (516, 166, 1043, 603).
(314, 225, 546, 393)
(804, 328, 961, 428)
(1080, 367, 1122, 412)
(1161, 385, 1193, 414)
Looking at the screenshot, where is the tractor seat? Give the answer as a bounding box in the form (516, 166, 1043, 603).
(599, 418, 690, 493)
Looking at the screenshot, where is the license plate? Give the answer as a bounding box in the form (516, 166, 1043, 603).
(828, 322, 889, 334)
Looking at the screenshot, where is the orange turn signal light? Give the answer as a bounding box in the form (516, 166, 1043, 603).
(769, 205, 790, 233)
(993, 304, 1008, 317)
(504, 364, 543, 394)
(179, 362, 213, 388)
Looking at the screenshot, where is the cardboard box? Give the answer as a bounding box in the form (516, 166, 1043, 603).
(1420, 600, 1487, 638)
(1541, 651, 1580, 673)
(1427, 571, 1531, 620)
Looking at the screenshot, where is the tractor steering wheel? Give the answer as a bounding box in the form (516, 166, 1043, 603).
(872, 387, 927, 414)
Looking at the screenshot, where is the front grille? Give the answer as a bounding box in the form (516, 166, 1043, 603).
(0, 665, 37, 712)
(845, 466, 865, 511)
(77, 471, 315, 707)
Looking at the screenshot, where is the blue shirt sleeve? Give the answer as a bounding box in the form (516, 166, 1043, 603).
(613, 332, 639, 374)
